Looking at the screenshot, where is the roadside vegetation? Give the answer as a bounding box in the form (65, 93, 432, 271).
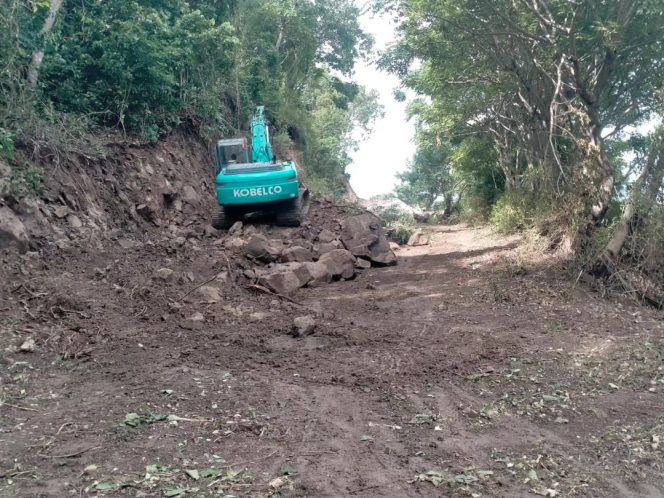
(0, 0, 381, 198)
(380, 0, 663, 305)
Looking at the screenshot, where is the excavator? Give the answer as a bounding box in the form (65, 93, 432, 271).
(212, 106, 310, 229)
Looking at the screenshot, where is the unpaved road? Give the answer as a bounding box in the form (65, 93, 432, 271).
(2, 224, 664, 497)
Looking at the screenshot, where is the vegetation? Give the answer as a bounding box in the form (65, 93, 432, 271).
(381, 0, 663, 303)
(0, 0, 381, 193)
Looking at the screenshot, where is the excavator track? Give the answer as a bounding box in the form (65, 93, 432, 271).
(212, 206, 238, 230)
(276, 189, 310, 227)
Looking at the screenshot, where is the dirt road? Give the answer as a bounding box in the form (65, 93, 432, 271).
(2, 224, 664, 497)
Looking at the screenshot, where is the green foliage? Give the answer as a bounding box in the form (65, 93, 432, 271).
(382, 0, 664, 257)
(40, 1, 239, 136)
(489, 193, 531, 234)
(0, 128, 14, 160)
(375, 205, 416, 244)
(390, 223, 415, 245)
(0, 0, 378, 191)
(9, 163, 42, 198)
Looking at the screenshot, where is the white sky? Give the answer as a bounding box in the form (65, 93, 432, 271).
(347, 9, 415, 199)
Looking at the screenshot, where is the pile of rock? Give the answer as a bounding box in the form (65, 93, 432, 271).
(221, 212, 397, 296)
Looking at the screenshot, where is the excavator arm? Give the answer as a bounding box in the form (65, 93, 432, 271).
(250, 106, 274, 163)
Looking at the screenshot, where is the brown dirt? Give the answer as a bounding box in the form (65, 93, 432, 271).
(2, 139, 664, 497)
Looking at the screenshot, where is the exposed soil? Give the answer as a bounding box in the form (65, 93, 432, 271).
(2, 136, 664, 497)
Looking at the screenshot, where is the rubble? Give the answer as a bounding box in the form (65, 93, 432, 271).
(340, 213, 397, 266)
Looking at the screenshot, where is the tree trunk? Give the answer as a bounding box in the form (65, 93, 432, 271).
(603, 130, 662, 259)
(587, 120, 615, 222)
(27, 0, 64, 88)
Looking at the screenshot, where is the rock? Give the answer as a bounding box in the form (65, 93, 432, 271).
(154, 268, 176, 282)
(249, 312, 269, 322)
(223, 305, 244, 317)
(269, 477, 288, 491)
(314, 241, 342, 258)
(260, 262, 313, 295)
(292, 316, 316, 337)
(182, 185, 200, 205)
(180, 312, 205, 330)
(228, 221, 243, 236)
(281, 245, 313, 263)
(67, 214, 83, 229)
(196, 286, 222, 303)
(55, 239, 70, 250)
(0, 159, 10, 197)
(244, 234, 281, 263)
(318, 249, 356, 280)
(136, 202, 159, 223)
(408, 229, 429, 246)
(53, 205, 70, 219)
(389, 242, 401, 252)
(355, 258, 372, 270)
(117, 238, 139, 250)
(224, 237, 246, 251)
(0, 207, 29, 253)
(317, 229, 337, 243)
(203, 225, 218, 237)
(303, 262, 333, 286)
(340, 213, 397, 266)
(19, 338, 36, 352)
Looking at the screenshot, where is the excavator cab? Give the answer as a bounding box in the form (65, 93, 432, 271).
(212, 106, 310, 229)
(214, 138, 249, 173)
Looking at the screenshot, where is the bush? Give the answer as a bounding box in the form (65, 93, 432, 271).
(0, 128, 14, 160)
(489, 192, 531, 233)
(9, 163, 42, 199)
(372, 206, 416, 244)
(389, 223, 415, 245)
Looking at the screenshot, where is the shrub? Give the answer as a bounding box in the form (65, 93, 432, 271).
(0, 128, 14, 160)
(10, 163, 42, 198)
(489, 192, 531, 233)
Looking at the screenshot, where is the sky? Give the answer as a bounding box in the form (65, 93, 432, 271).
(346, 9, 415, 199)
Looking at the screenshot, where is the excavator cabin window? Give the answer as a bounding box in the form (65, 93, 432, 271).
(215, 138, 249, 173)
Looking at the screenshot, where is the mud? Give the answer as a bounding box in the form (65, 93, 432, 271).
(2, 222, 664, 497)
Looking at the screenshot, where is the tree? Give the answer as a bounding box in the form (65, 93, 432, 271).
(383, 0, 663, 250)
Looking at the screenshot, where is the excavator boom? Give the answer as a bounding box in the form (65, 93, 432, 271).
(250, 106, 273, 163)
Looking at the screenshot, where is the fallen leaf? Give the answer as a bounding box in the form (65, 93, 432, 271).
(93, 481, 118, 491)
(163, 487, 186, 498)
(184, 469, 199, 480)
(124, 413, 142, 427)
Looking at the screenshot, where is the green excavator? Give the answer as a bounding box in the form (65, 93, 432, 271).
(212, 106, 310, 229)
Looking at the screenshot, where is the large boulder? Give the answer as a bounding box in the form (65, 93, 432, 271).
(318, 249, 356, 280)
(280, 245, 314, 263)
(340, 213, 397, 266)
(259, 262, 313, 295)
(181, 185, 200, 205)
(0, 207, 29, 253)
(317, 229, 337, 243)
(304, 261, 333, 286)
(408, 229, 429, 247)
(313, 240, 342, 258)
(244, 234, 281, 263)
